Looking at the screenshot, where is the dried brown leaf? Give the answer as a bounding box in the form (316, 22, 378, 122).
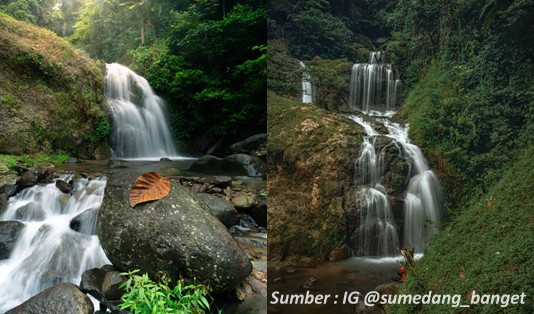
(129, 172, 170, 208)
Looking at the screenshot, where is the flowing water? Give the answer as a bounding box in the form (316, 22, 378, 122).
(349, 115, 399, 256)
(299, 61, 314, 104)
(348, 52, 402, 113)
(106, 63, 181, 160)
(383, 120, 443, 252)
(0, 176, 110, 312)
(349, 114, 443, 255)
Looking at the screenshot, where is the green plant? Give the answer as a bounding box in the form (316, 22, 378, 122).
(119, 270, 213, 314)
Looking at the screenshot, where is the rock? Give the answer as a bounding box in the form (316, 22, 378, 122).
(107, 159, 127, 169)
(5, 282, 94, 314)
(190, 154, 266, 177)
(230, 133, 267, 159)
(375, 282, 400, 297)
(299, 257, 318, 268)
(80, 268, 107, 299)
(0, 220, 25, 259)
(160, 157, 172, 162)
(16, 171, 39, 189)
(303, 277, 317, 289)
(102, 271, 127, 300)
(15, 202, 45, 221)
(63, 157, 84, 164)
(329, 245, 349, 262)
(355, 300, 386, 314)
(70, 207, 99, 235)
(223, 274, 267, 313)
(55, 179, 73, 193)
(232, 194, 258, 209)
(97, 172, 252, 293)
(248, 193, 267, 227)
(0, 183, 17, 211)
(29, 162, 55, 183)
(190, 183, 207, 193)
(205, 176, 232, 188)
(197, 193, 240, 227)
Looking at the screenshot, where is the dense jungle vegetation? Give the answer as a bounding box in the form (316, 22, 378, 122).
(269, 0, 533, 312)
(1, 0, 266, 150)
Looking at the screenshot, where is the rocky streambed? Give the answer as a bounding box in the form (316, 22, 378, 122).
(0, 160, 266, 313)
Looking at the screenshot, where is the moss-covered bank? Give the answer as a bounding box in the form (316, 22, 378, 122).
(0, 13, 108, 159)
(391, 145, 534, 313)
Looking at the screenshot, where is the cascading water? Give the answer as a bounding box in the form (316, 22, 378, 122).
(349, 114, 443, 255)
(105, 63, 179, 160)
(383, 120, 443, 252)
(345, 52, 443, 256)
(348, 52, 402, 113)
(350, 115, 399, 256)
(298, 61, 314, 104)
(0, 176, 110, 312)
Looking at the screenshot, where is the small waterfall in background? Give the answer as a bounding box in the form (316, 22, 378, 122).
(349, 51, 402, 113)
(298, 61, 314, 104)
(105, 63, 179, 160)
(350, 115, 399, 256)
(0, 176, 110, 312)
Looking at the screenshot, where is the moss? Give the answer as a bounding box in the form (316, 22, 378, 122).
(0, 13, 107, 158)
(268, 91, 364, 263)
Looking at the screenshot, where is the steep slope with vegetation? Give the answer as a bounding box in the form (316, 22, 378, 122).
(384, 1, 534, 312)
(0, 13, 108, 158)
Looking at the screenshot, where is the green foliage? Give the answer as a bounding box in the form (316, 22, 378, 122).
(390, 146, 534, 314)
(266, 39, 300, 98)
(392, 0, 534, 205)
(129, 1, 266, 145)
(304, 58, 350, 110)
(0, 153, 70, 168)
(92, 116, 110, 144)
(284, 8, 353, 60)
(0, 0, 56, 26)
(119, 270, 213, 314)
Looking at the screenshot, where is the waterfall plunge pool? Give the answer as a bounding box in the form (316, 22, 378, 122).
(268, 254, 423, 314)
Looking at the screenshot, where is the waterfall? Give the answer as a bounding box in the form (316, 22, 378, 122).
(105, 63, 179, 160)
(0, 176, 110, 312)
(299, 61, 314, 104)
(349, 52, 402, 113)
(349, 117, 443, 255)
(350, 115, 399, 256)
(383, 120, 443, 252)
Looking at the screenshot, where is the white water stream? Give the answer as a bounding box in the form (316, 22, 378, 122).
(299, 61, 314, 104)
(0, 176, 110, 312)
(350, 114, 443, 255)
(349, 52, 402, 113)
(106, 63, 181, 160)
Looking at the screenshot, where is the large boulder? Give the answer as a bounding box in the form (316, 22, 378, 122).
(230, 133, 267, 160)
(97, 172, 252, 292)
(0, 220, 25, 259)
(190, 154, 266, 177)
(5, 282, 93, 314)
(196, 193, 240, 227)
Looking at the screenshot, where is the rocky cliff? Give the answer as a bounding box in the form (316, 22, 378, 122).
(268, 92, 362, 265)
(0, 13, 108, 158)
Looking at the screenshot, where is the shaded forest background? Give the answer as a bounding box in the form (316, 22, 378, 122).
(1, 0, 266, 152)
(268, 1, 533, 312)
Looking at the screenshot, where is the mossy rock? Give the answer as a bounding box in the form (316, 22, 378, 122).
(0, 13, 108, 158)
